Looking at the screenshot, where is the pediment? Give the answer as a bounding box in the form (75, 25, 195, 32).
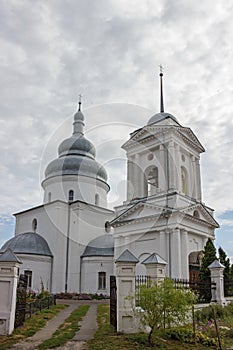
(122, 125, 171, 149)
(177, 127, 205, 152)
(122, 124, 204, 153)
(181, 204, 219, 228)
(111, 201, 169, 226)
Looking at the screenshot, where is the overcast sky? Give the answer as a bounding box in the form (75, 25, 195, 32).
(0, 0, 233, 258)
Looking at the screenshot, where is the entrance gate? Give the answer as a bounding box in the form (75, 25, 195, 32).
(110, 275, 117, 329)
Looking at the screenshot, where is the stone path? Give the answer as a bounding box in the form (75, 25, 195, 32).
(11, 300, 106, 350)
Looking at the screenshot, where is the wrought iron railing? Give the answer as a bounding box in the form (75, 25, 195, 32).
(172, 278, 216, 303)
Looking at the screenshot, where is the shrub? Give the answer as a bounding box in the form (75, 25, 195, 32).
(195, 304, 230, 323)
(166, 325, 218, 346)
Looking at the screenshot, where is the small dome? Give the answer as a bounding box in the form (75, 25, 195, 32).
(0, 232, 53, 257)
(58, 135, 96, 158)
(82, 234, 114, 257)
(74, 110, 84, 122)
(45, 155, 107, 181)
(147, 112, 178, 125)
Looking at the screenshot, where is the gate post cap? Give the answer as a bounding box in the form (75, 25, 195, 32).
(208, 260, 225, 269)
(115, 249, 139, 263)
(0, 248, 22, 263)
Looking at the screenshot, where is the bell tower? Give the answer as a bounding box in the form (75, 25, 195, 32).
(122, 69, 204, 203)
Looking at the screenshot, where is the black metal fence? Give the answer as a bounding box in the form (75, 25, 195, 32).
(135, 275, 151, 304)
(110, 275, 117, 329)
(135, 276, 216, 304)
(224, 278, 233, 297)
(25, 295, 56, 318)
(15, 293, 56, 328)
(172, 278, 216, 303)
(15, 275, 27, 328)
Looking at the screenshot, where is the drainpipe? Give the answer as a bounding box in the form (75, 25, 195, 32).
(65, 203, 71, 292)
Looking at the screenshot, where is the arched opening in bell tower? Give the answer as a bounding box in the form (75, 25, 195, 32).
(145, 166, 158, 197)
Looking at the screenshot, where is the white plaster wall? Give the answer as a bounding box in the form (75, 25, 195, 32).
(18, 254, 52, 292)
(81, 256, 114, 295)
(67, 204, 114, 292)
(14, 202, 68, 293)
(42, 175, 109, 207)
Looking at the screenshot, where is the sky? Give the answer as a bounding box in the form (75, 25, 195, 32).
(0, 0, 233, 259)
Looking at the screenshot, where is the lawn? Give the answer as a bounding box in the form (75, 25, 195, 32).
(0, 304, 67, 350)
(87, 304, 233, 350)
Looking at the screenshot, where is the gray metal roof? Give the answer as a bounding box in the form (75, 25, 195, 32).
(142, 253, 167, 265)
(208, 260, 225, 269)
(58, 135, 96, 158)
(0, 248, 22, 263)
(82, 234, 114, 257)
(147, 112, 179, 125)
(115, 249, 139, 263)
(44, 108, 108, 184)
(44, 155, 108, 182)
(0, 232, 53, 257)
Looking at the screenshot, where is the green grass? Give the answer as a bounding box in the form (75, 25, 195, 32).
(38, 304, 89, 349)
(0, 304, 67, 350)
(87, 305, 219, 350)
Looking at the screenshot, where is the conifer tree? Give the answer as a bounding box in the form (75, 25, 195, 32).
(199, 238, 217, 281)
(218, 246, 230, 278)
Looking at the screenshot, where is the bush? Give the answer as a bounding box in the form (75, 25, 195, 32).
(166, 325, 218, 346)
(195, 304, 231, 323)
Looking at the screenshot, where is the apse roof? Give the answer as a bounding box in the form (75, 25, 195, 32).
(0, 232, 53, 257)
(82, 234, 114, 257)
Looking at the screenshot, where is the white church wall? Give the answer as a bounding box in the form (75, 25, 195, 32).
(18, 254, 52, 292)
(14, 202, 69, 293)
(81, 256, 113, 295)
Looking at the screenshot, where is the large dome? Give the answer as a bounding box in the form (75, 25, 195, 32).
(43, 106, 108, 184)
(45, 155, 107, 181)
(0, 232, 53, 257)
(82, 234, 114, 257)
(147, 112, 179, 125)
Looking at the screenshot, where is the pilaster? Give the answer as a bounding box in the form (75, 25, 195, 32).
(170, 228, 181, 278)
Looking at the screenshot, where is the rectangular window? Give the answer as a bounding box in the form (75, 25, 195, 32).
(24, 270, 32, 288)
(98, 272, 106, 290)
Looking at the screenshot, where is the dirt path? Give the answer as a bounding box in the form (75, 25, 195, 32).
(11, 300, 106, 350)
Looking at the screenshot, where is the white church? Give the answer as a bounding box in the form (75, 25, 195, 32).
(0, 72, 219, 295)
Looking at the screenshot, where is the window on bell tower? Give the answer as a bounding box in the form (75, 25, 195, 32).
(145, 166, 158, 196)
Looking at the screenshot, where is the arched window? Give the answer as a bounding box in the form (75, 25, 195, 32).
(181, 166, 188, 195)
(48, 192, 52, 203)
(95, 193, 100, 206)
(24, 270, 32, 288)
(145, 166, 158, 196)
(32, 218, 37, 232)
(193, 210, 200, 218)
(98, 272, 106, 290)
(68, 190, 74, 202)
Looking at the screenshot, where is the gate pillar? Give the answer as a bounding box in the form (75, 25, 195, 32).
(208, 260, 226, 306)
(0, 248, 22, 335)
(115, 249, 138, 333)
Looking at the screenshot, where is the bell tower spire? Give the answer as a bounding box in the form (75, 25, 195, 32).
(159, 65, 164, 113)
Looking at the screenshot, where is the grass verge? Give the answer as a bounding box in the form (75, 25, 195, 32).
(87, 304, 217, 350)
(38, 304, 89, 349)
(0, 304, 67, 350)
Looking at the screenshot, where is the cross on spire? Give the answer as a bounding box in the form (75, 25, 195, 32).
(78, 94, 82, 111)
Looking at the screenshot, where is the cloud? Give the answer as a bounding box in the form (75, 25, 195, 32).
(0, 0, 233, 245)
